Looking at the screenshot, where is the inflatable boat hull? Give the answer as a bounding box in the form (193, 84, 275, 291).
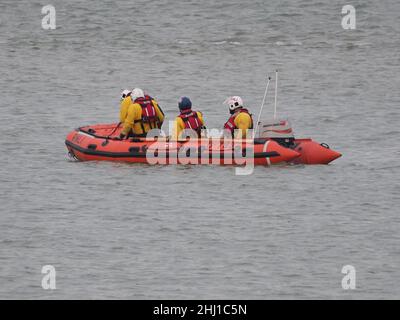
(65, 124, 341, 165)
(292, 139, 342, 165)
(65, 126, 299, 165)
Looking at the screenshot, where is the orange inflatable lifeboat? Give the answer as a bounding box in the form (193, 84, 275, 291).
(65, 123, 341, 165)
(65, 124, 301, 165)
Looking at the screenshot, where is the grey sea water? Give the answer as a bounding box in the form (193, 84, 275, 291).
(0, 0, 399, 299)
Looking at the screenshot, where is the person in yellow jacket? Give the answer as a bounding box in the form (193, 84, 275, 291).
(119, 89, 132, 123)
(223, 96, 253, 139)
(171, 97, 206, 140)
(120, 88, 165, 139)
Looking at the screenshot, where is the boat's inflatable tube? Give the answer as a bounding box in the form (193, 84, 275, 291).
(292, 139, 342, 164)
(65, 124, 341, 165)
(65, 124, 300, 165)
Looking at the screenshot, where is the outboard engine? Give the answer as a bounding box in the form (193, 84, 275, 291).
(256, 118, 295, 148)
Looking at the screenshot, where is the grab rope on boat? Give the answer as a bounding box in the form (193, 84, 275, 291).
(78, 126, 120, 140)
(67, 150, 78, 161)
(106, 122, 121, 139)
(320, 142, 330, 149)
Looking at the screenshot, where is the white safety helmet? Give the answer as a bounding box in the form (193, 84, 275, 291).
(131, 88, 145, 101)
(224, 96, 244, 114)
(121, 89, 131, 100)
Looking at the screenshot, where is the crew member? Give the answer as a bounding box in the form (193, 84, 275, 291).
(223, 96, 253, 139)
(172, 97, 205, 140)
(120, 88, 165, 138)
(119, 89, 132, 123)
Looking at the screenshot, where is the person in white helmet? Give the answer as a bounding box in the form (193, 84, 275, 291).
(120, 88, 165, 138)
(119, 89, 132, 123)
(121, 89, 131, 100)
(223, 96, 253, 139)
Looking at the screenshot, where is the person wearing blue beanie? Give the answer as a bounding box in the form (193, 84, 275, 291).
(178, 96, 192, 111)
(172, 97, 206, 140)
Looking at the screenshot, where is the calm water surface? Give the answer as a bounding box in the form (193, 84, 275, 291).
(0, 0, 399, 299)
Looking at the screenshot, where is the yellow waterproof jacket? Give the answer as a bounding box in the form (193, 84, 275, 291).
(119, 96, 132, 123)
(233, 112, 253, 139)
(121, 99, 165, 136)
(171, 111, 205, 141)
(224, 109, 253, 139)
